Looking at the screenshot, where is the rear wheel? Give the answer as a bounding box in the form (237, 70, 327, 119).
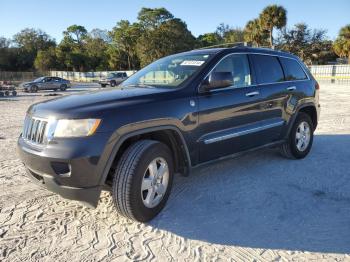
(12, 90, 17, 96)
(60, 84, 67, 91)
(110, 80, 116, 87)
(4, 91, 9, 96)
(112, 140, 174, 222)
(280, 112, 314, 159)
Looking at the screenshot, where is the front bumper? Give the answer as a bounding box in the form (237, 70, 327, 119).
(98, 80, 110, 85)
(25, 167, 101, 207)
(17, 133, 112, 207)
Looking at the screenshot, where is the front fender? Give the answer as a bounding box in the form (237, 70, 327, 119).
(96, 123, 192, 186)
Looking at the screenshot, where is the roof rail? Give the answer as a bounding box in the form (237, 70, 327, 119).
(198, 42, 253, 50)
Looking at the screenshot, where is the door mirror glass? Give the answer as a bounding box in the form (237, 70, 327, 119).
(201, 72, 233, 91)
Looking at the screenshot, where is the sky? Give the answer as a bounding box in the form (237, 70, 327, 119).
(1, 0, 349, 42)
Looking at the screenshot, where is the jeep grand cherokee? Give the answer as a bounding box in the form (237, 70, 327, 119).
(18, 47, 320, 222)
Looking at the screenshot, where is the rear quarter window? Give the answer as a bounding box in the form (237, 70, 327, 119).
(279, 57, 308, 80)
(250, 54, 284, 84)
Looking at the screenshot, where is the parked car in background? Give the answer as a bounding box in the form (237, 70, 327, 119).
(23, 77, 71, 92)
(98, 72, 128, 87)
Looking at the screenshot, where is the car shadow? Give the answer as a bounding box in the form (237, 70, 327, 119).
(150, 134, 350, 254)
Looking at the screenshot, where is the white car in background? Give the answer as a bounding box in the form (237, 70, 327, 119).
(98, 72, 128, 87)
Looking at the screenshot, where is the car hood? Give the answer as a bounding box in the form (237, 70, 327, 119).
(28, 87, 173, 118)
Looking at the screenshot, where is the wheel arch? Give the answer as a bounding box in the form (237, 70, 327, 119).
(101, 126, 192, 186)
(286, 103, 318, 137)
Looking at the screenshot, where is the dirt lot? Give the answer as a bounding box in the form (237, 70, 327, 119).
(0, 83, 350, 261)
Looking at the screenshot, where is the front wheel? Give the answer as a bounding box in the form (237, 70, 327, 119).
(280, 112, 314, 159)
(112, 140, 174, 222)
(30, 85, 38, 93)
(110, 80, 116, 87)
(60, 84, 67, 91)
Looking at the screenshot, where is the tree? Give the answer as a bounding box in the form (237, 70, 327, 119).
(0, 37, 14, 71)
(137, 7, 173, 29)
(259, 5, 287, 47)
(12, 28, 56, 70)
(135, 8, 196, 66)
(89, 28, 111, 43)
(63, 25, 88, 44)
(137, 17, 196, 66)
(84, 36, 109, 70)
(276, 23, 337, 64)
(109, 20, 141, 70)
(244, 19, 268, 47)
(197, 33, 221, 47)
(333, 25, 350, 63)
(223, 28, 245, 43)
(34, 47, 58, 71)
(216, 23, 244, 44)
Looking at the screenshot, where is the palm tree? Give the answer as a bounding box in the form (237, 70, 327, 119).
(244, 19, 267, 47)
(259, 5, 287, 47)
(333, 25, 350, 64)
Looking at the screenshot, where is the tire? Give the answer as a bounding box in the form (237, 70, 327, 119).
(60, 84, 67, 91)
(31, 85, 38, 93)
(4, 91, 9, 96)
(53, 88, 57, 92)
(110, 80, 116, 87)
(12, 90, 17, 96)
(101, 84, 107, 88)
(112, 140, 174, 222)
(0, 92, 4, 97)
(280, 112, 314, 159)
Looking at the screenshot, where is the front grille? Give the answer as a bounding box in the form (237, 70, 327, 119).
(22, 116, 48, 144)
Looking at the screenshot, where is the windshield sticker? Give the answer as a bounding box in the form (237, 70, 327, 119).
(180, 60, 205, 66)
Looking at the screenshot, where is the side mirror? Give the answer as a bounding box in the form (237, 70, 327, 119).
(200, 72, 233, 92)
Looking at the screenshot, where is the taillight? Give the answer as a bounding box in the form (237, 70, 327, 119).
(315, 82, 320, 90)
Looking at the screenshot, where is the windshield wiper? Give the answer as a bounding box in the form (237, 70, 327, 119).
(122, 84, 155, 89)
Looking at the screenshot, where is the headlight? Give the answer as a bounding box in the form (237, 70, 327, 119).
(53, 119, 101, 138)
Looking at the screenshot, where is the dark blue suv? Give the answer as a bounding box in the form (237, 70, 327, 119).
(18, 46, 320, 222)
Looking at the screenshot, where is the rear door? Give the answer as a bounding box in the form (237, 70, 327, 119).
(248, 54, 289, 142)
(52, 77, 62, 89)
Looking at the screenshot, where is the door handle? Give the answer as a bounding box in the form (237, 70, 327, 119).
(245, 91, 260, 97)
(287, 86, 296, 91)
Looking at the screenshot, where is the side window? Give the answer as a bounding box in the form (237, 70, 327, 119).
(279, 57, 307, 81)
(251, 54, 284, 84)
(213, 54, 251, 88)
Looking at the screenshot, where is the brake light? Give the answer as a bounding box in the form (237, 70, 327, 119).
(315, 82, 320, 90)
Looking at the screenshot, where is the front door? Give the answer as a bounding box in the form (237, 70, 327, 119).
(196, 53, 285, 163)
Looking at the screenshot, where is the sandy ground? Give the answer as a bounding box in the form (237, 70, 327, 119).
(0, 83, 350, 261)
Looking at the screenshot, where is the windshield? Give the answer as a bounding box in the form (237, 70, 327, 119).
(107, 73, 116, 78)
(33, 77, 45, 82)
(120, 53, 211, 88)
